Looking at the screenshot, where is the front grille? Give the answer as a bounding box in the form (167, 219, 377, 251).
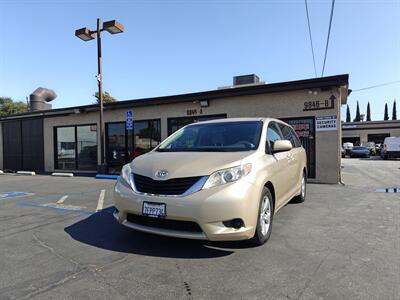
(127, 213, 203, 233)
(133, 173, 202, 195)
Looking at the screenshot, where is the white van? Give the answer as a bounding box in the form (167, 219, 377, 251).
(381, 137, 400, 159)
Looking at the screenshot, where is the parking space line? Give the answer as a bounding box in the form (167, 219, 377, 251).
(96, 190, 106, 212)
(56, 195, 69, 204)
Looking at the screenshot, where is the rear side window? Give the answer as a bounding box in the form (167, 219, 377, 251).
(267, 122, 283, 153)
(289, 127, 302, 148)
(278, 124, 297, 148)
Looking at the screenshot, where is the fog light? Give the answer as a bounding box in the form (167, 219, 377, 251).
(223, 218, 244, 229)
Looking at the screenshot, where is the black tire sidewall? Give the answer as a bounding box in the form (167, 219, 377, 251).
(251, 187, 274, 245)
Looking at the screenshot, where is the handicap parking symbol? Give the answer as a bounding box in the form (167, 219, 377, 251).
(0, 192, 34, 200)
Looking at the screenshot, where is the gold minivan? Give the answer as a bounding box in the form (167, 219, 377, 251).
(114, 118, 307, 245)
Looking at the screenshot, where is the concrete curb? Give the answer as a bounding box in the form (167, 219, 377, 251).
(52, 172, 74, 177)
(96, 174, 120, 180)
(17, 171, 36, 176)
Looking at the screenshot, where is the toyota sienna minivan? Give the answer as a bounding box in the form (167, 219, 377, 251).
(114, 118, 307, 245)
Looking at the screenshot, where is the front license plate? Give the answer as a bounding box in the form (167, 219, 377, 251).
(142, 202, 166, 218)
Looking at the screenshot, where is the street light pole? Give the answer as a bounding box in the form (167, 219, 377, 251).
(96, 18, 106, 173)
(75, 19, 124, 174)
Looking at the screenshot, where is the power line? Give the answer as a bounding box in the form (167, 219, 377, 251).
(304, 0, 317, 78)
(352, 80, 400, 92)
(321, 0, 336, 76)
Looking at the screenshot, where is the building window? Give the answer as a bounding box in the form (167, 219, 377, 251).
(55, 125, 97, 171)
(77, 125, 98, 170)
(167, 114, 227, 135)
(106, 119, 161, 173)
(133, 120, 161, 157)
(107, 122, 127, 167)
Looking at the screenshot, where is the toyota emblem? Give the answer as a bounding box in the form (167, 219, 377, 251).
(155, 169, 169, 178)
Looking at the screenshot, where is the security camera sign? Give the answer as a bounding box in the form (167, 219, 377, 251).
(316, 116, 337, 131)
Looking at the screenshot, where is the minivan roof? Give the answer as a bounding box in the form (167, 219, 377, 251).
(187, 117, 278, 126)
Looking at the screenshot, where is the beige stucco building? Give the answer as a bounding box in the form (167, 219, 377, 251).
(0, 74, 349, 183)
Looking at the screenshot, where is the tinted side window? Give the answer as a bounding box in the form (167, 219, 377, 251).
(267, 122, 282, 153)
(289, 127, 302, 148)
(278, 124, 296, 147)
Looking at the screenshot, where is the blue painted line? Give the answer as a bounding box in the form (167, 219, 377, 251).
(17, 202, 95, 215)
(0, 192, 34, 200)
(8, 188, 106, 204)
(96, 174, 120, 180)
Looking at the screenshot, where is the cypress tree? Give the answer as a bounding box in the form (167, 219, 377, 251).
(346, 104, 351, 122)
(392, 100, 397, 120)
(366, 102, 371, 121)
(354, 101, 361, 122)
(384, 103, 389, 120)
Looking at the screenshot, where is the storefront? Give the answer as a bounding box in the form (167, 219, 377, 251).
(0, 74, 349, 183)
(342, 120, 400, 145)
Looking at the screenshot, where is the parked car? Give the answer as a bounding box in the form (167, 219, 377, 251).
(361, 141, 376, 155)
(341, 147, 346, 158)
(381, 137, 400, 160)
(343, 142, 354, 156)
(375, 143, 382, 155)
(350, 146, 370, 158)
(114, 118, 307, 245)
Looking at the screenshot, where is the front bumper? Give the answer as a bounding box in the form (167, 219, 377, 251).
(113, 178, 261, 241)
(350, 152, 370, 157)
(383, 151, 400, 158)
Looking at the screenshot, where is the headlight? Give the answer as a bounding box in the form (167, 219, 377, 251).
(120, 163, 132, 186)
(202, 163, 252, 189)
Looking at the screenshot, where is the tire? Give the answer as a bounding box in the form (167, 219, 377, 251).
(292, 172, 306, 203)
(250, 187, 274, 246)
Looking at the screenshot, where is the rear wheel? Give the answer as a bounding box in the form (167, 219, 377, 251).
(250, 187, 273, 246)
(292, 172, 306, 203)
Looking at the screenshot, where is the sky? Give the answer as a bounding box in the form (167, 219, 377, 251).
(0, 0, 399, 121)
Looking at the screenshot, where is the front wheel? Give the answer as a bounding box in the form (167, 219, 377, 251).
(250, 187, 274, 246)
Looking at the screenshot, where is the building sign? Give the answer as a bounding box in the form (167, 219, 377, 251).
(186, 108, 203, 116)
(342, 124, 357, 129)
(303, 95, 335, 111)
(126, 111, 133, 130)
(316, 115, 338, 131)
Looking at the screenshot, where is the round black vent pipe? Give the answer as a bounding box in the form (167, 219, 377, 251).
(29, 87, 57, 111)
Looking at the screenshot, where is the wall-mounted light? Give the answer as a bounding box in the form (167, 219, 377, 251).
(199, 100, 209, 107)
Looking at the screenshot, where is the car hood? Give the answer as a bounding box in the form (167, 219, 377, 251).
(130, 151, 256, 179)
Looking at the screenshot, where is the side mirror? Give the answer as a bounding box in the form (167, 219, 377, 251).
(273, 140, 292, 153)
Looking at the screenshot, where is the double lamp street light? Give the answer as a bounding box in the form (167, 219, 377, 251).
(75, 18, 124, 173)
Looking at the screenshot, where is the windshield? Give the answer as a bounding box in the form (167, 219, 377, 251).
(157, 121, 263, 152)
(353, 146, 367, 150)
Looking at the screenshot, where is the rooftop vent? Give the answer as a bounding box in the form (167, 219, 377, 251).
(29, 87, 57, 112)
(218, 74, 265, 90)
(233, 74, 261, 86)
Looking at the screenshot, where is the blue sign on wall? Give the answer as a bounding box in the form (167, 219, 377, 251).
(126, 111, 133, 130)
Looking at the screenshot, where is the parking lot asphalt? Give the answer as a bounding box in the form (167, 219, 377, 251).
(0, 159, 399, 300)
